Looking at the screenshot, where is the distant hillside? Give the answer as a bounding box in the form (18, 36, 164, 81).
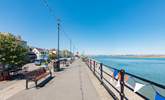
(121, 55, 165, 58)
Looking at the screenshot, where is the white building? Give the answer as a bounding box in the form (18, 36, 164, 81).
(32, 48, 48, 60)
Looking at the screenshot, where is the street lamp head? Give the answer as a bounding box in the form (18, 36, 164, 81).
(57, 18, 61, 23)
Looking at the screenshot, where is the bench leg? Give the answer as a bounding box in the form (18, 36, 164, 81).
(35, 81, 38, 88)
(26, 80, 28, 89)
(50, 72, 52, 77)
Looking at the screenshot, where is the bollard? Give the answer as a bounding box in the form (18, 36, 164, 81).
(100, 63, 103, 84)
(120, 69, 125, 100)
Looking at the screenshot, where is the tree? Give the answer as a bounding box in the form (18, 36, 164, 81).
(0, 33, 28, 71)
(49, 53, 57, 60)
(60, 49, 72, 58)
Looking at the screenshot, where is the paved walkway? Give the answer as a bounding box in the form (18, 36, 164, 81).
(7, 59, 102, 100)
(0, 80, 17, 91)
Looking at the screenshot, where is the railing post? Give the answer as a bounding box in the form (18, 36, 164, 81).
(87, 59, 89, 66)
(100, 63, 103, 84)
(90, 59, 92, 69)
(93, 61, 96, 74)
(120, 69, 125, 100)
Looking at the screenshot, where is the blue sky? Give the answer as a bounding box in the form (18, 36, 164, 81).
(0, 0, 165, 55)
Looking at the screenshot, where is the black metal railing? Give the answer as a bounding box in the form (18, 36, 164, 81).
(82, 57, 165, 100)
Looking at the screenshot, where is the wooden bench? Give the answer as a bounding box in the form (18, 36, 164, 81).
(25, 67, 52, 89)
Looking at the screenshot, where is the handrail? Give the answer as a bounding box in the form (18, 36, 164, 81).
(89, 57, 165, 89)
(102, 69, 149, 99)
(84, 57, 165, 100)
(125, 72, 165, 89)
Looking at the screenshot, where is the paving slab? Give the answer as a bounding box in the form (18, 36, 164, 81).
(0, 80, 17, 91)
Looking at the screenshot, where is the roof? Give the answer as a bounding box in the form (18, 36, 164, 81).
(33, 48, 45, 52)
(49, 48, 56, 51)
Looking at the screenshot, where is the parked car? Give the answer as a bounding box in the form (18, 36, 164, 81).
(34, 59, 50, 66)
(34, 60, 42, 66)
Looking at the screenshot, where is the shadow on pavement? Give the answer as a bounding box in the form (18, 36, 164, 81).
(54, 67, 67, 72)
(37, 76, 55, 88)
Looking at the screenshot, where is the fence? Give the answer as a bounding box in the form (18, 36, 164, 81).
(82, 57, 165, 100)
(0, 71, 10, 81)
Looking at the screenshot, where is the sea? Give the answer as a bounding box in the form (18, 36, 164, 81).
(91, 55, 165, 99)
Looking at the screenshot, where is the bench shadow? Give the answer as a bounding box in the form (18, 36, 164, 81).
(37, 76, 55, 88)
(59, 68, 66, 71)
(54, 67, 67, 72)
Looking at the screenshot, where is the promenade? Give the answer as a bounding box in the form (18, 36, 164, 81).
(5, 59, 112, 100)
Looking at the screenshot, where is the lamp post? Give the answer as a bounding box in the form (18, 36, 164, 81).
(57, 19, 60, 71)
(70, 40, 72, 58)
